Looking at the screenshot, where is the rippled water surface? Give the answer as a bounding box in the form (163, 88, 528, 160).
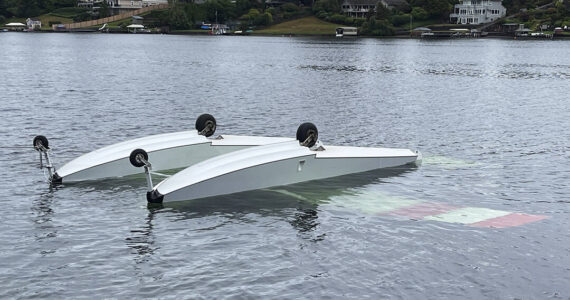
(1, 33, 569, 299)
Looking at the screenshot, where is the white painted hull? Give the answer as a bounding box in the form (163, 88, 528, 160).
(151, 141, 420, 203)
(55, 131, 293, 183)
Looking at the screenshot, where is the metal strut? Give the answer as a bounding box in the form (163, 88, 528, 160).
(300, 133, 316, 147)
(137, 156, 154, 192)
(36, 144, 55, 180)
(199, 120, 215, 136)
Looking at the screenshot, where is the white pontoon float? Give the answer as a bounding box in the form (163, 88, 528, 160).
(33, 114, 293, 184)
(137, 123, 421, 204)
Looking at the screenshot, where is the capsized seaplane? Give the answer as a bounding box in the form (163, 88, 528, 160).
(132, 123, 422, 204)
(33, 114, 293, 184)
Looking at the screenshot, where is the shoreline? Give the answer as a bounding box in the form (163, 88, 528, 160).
(2, 29, 570, 39)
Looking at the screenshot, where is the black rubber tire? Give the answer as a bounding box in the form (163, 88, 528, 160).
(296, 123, 318, 148)
(33, 135, 49, 150)
(129, 149, 148, 168)
(195, 114, 217, 137)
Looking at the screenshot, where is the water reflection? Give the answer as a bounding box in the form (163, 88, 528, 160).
(299, 62, 570, 80)
(125, 210, 157, 264)
(31, 190, 58, 255)
(161, 167, 415, 233)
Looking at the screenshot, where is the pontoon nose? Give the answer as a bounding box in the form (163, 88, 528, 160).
(147, 190, 164, 204)
(414, 151, 423, 166)
(51, 172, 63, 184)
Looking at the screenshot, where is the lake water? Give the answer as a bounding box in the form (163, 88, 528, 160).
(1, 32, 569, 299)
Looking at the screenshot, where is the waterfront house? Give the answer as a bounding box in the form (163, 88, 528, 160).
(79, 0, 166, 8)
(26, 18, 42, 30)
(341, 0, 407, 18)
(111, 0, 142, 9)
(78, 0, 166, 13)
(449, 0, 506, 25)
(78, 0, 98, 8)
(142, 0, 168, 6)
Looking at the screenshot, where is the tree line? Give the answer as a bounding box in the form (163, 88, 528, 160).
(1, 0, 568, 32)
(0, 0, 75, 20)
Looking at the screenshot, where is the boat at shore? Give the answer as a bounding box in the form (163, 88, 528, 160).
(336, 27, 358, 37)
(141, 123, 421, 204)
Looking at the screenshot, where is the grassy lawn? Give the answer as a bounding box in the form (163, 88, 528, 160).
(255, 16, 343, 35)
(39, 14, 73, 28)
(2, 14, 73, 30)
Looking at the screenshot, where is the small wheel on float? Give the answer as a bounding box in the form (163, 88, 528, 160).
(129, 149, 149, 168)
(33, 135, 49, 150)
(296, 122, 318, 148)
(195, 114, 217, 137)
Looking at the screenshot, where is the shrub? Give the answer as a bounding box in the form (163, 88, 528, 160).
(316, 10, 329, 19)
(391, 13, 411, 26)
(328, 13, 346, 23)
(360, 18, 395, 35)
(282, 3, 299, 13)
(352, 18, 365, 26)
(411, 7, 428, 20)
(312, 0, 341, 14)
(254, 12, 273, 26)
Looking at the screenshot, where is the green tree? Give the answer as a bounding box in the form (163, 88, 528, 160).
(390, 13, 411, 26)
(411, 6, 428, 20)
(255, 11, 272, 26)
(375, 3, 391, 20)
(425, 0, 451, 20)
(361, 18, 394, 35)
(235, 0, 259, 18)
(18, 0, 41, 17)
(313, 0, 341, 14)
(0, 0, 6, 16)
(99, 0, 110, 18)
(169, 3, 191, 29)
(204, 0, 236, 23)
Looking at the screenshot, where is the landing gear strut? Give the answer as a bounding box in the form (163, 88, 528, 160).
(33, 135, 56, 182)
(129, 148, 154, 192)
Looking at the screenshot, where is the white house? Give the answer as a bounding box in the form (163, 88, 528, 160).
(109, 0, 143, 9)
(78, 0, 167, 9)
(341, 0, 377, 18)
(449, 0, 506, 25)
(26, 18, 42, 30)
(77, 0, 97, 8)
(142, 0, 168, 6)
(341, 0, 407, 18)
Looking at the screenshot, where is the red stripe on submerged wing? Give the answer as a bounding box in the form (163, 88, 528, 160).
(470, 213, 548, 228)
(384, 202, 460, 219)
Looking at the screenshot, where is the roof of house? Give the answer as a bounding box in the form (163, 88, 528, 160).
(381, 0, 408, 8)
(342, 0, 379, 6)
